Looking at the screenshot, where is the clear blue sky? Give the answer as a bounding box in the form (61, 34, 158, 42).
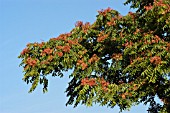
(0, 0, 148, 113)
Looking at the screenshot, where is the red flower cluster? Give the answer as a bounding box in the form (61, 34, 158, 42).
(81, 78, 96, 86)
(150, 56, 162, 65)
(88, 54, 100, 64)
(26, 57, 37, 66)
(21, 48, 29, 55)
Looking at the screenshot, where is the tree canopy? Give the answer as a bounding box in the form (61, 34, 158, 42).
(18, 0, 170, 112)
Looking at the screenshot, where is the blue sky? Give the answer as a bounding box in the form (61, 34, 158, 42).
(0, 0, 148, 113)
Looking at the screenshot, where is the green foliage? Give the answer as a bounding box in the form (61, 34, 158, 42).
(18, 0, 170, 112)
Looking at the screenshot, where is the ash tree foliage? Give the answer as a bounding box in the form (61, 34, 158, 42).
(18, 0, 170, 112)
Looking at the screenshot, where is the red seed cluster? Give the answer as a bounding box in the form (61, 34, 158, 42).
(33, 43, 38, 46)
(107, 18, 116, 26)
(144, 35, 161, 44)
(98, 78, 109, 92)
(128, 11, 135, 20)
(118, 80, 124, 84)
(98, 7, 112, 16)
(81, 78, 96, 86)
(132, 84, 138, 91)
(67, 39, 78, 45)
(160, 98, 170, 104)
(24, 65, 29, 70)
(56, 45, 71, 53)
(21, 48, 29, 55)
(26, 57, 37, 66)
(97, 32, 108, 42)
(80, 77, 110, 92)
(26, 43, 31, 47)
(144, 4, 153, 11)
(154, 0, 166, 7)
(75, 21, 83, 27)
(38, 42, 44, 48)
(77, 60, 88, 70)
(40, 60, 49, 65)
(150, 56, 162, 65)
(88, 54, 100, 64)
(111, 53, 122, 60)
(47, 55, 54, 61)
(121, 92, 132, 99)
(56, 46, 63, 49)
(122, 41, 133, 47)
(62, 45, 71, 52)
(56, 52, 63, 57)
(144, 0, 170, 13)
(43, 48, 53, 54)
(51, 33, 71, 41)
(133, 29, 140, 35)
(82, 22, 90, 33)
(166, 43, 170, 51)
